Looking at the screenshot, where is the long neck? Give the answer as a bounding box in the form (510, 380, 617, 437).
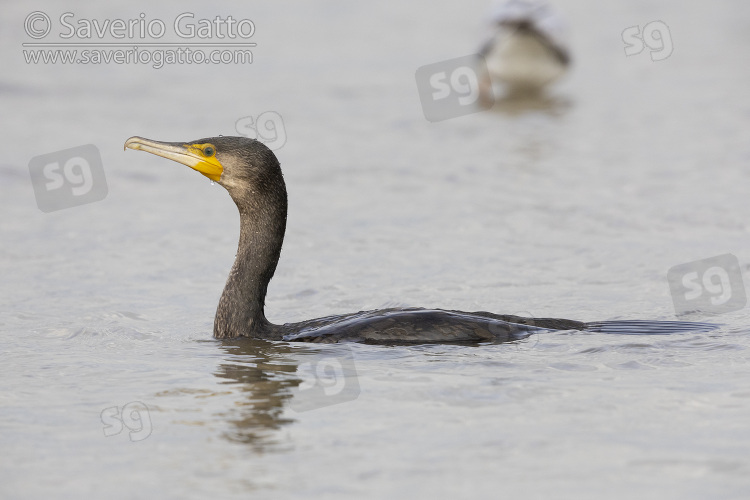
(214, 184, 287, 339)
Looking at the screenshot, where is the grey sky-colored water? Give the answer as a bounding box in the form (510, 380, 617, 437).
(2, 1, 750, 499)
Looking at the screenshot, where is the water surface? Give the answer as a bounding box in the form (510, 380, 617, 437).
(2, 1, 750, 498)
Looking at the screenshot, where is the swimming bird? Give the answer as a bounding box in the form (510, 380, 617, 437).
(478, 0, 570, 102)
(124, 136, 714, 344)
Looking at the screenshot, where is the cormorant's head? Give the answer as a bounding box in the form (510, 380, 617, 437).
(124, 136, 284, 203)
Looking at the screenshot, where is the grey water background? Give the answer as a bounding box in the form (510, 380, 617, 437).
(3, 1, 750, 498)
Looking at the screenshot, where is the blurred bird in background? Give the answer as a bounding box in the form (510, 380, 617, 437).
(478, 0, 571, 103)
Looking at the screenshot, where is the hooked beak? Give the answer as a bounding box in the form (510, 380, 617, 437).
(124, 136, 223, 182)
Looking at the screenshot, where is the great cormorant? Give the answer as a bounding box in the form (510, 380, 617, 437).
(124, 136, 713, 343)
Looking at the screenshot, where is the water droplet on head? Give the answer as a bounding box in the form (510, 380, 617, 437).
(210, 180, 215, 186)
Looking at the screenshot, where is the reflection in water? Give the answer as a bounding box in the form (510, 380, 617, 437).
(491, 90, 572, 116)
(484, 89, 572, 170)
(214, 339, 302, 450)
(214, 340, 363, 450)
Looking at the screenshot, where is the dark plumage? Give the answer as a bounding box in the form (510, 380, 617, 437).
(125, 136, 716, 343)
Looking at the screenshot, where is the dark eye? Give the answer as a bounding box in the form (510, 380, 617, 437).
(203, 146, 215, 157)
